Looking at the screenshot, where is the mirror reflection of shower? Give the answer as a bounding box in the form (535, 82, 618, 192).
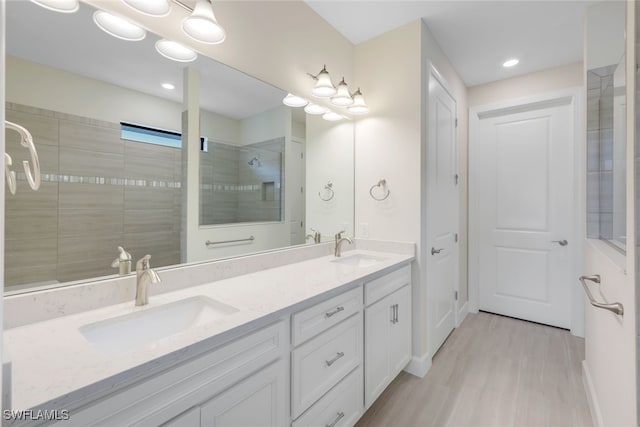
(248, 156, 262, 167)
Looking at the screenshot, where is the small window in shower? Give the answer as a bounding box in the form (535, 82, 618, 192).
(120, 122, 182, 148)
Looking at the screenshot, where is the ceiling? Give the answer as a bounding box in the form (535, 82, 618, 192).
(305, 1, 596, 87)
(5, 1, 285, 120)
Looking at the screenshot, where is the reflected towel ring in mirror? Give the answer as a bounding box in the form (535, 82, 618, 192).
(369, 178, 390, 201)
(4, 152, 16, 195)
(319, 181, 334, 201)
(5, 120, 41, 191)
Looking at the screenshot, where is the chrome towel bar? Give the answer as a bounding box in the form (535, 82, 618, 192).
(579, 274, 624, 316)
(206, 236, 255, 246)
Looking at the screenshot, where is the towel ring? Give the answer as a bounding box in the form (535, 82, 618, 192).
(369, 179, 390, 201)
(5, 120, 41, 191)
(319, 182, 334, 201)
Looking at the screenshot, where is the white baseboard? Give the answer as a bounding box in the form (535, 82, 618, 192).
(582, 360, 604, 427)
(403, 353, 432, 378)
(456, 301, 469, 326)
(468, 301, 478, 313)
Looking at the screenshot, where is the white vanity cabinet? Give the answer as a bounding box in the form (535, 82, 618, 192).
(290, 286, 364, 426)
(53, 320, 289, 427)
(364, 265, 412, 409)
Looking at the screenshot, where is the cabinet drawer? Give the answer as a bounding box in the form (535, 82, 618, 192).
(364, 264, 411, 307)
(291, 314, 362, 418)
(292, 286, 362, 346)
(292, 366, 363, 427)
(59, 320, 288, 427)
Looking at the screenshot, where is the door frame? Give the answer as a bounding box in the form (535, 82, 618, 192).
(468, 87, 585, 336)
(425, 64, 461, 357)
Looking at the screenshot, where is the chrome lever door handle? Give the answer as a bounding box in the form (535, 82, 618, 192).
(431, 247, 443, 255)
(552, 240, 568, 246)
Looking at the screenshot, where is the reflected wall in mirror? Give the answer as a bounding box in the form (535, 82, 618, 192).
(586, 1, 626, 251)
(4, 1, 354, 294)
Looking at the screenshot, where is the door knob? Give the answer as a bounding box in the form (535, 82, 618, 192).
(552, 240, 568, 246)
(431, 247, 444, 255)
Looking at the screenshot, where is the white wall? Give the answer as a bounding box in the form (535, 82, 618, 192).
(353, 19, 468, 367)
(6, 56, 183, 130)
(468, 62, 583, 107)
(305, 115, 354, 240)
(1, 0, 6, 413)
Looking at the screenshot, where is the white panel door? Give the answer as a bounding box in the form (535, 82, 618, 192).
(427, 73, 458, 355)
(473, 99, 573, 328)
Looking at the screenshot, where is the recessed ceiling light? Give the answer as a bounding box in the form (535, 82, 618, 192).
(503, 58, 519, 68)
(93, 10, 146, 41)
(123, 0, 171, 17)
(30, 0, 79, 13)
(282, 94, 308, 108)
(161, 83, 176, 90)
(155, 39, 198, 62)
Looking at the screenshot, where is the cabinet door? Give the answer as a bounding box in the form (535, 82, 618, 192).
(161, 407, 200, 427)
(200, 361, 287, 427)
(364, 294, 393, 408)
(388, 285, 412, 375)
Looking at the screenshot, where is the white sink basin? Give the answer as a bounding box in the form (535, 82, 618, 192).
(331, 254, 386, 268)
(79, 296, 239, 355)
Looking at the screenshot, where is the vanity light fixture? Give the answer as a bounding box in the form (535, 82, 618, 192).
(322, 111, 344, 122)
(155, 39, 198, 62)
(330, 78, 354, 107)
(309, 65, 337, 97)
(123, 0, 171, 17)
(30, 0, 79, 13)
(304, 103, 328, 115)
(93, 10, 147, 41)
(161, 82, 176, 90)
(182, 0, 226, 45)
(283, 93, 309, 108)
(348, 88, 369, 115)
(503, 58, 519, 68)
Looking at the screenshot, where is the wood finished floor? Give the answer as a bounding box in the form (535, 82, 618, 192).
(356, 312, 593, 427)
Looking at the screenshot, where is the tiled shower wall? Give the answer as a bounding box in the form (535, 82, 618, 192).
(200, 138, 283, 225)
(4, 103, 181, 290)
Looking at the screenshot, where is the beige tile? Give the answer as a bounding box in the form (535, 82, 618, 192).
(124, 141, 177, 181)
(59, 147, 124, 177)
(59, 183, 124, 210)
(124, 209, 178, 234)
(6, 107, 59, 147)
(124, 187, 176, 210)
(59, 120, 123, 154)
(57, 234, 125, 266)
(58, 208, 124, 237)
(5, 208, 58, 240)
(5, 181, 58, 211)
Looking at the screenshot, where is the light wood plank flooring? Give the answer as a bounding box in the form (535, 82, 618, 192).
(356, 312, 593, 427)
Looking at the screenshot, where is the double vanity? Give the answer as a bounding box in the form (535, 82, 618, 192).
(4, 242, 414, 426)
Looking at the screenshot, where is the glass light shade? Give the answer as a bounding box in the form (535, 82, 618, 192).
(123, 0, 171, 17)
(283, 94, 308, 108)
(323, 111, 344, 121)
(182, 0, 226, 44)
(304, 103, 328, 115)
(348, 89, 369, 114)
(30, 0, 79, 13)
(330, 78, 354, 107)
(93, 11, 146, 41)
(155, 39, 198, 62)
(312, 66, 336, 97)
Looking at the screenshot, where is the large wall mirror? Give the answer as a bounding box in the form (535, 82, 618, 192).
(4, 1, 354, 294)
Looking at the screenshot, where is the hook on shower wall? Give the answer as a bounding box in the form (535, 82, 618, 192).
(4, 120, 41, 193)
(369, 178, 390, 201)
(319, 181, 334, 201)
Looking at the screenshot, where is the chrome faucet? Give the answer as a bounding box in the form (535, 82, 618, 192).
(135, 255, 161, 306)
(334, 230, 353, 257)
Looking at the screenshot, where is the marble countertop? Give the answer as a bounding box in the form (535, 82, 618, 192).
(4, 249, 413, 411)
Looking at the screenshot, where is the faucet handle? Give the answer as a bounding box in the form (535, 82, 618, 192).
(136, 254, 152, 271)
(335, 230, 346, 239)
